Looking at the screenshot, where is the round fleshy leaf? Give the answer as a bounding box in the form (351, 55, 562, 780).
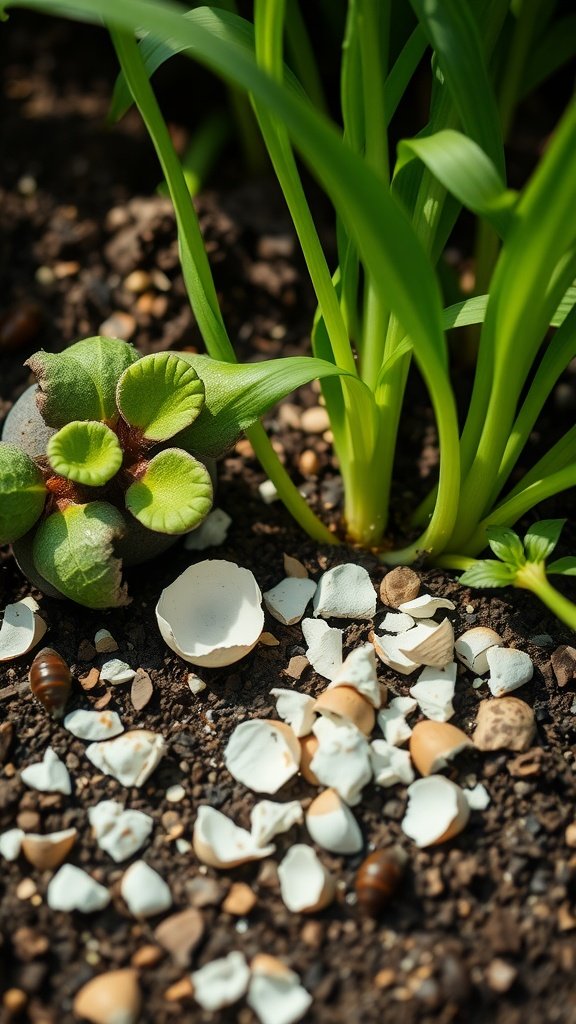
(47, 421, 123, 486)
(125, 449, 213, 534)
(116, 353, 205, 442)
(32, 502, 130, 609)
(0, 443, 46, 544)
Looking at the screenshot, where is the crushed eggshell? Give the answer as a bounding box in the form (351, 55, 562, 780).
(263, 577, 317, 625)
(398, 594, 456, 617)
(486, 646, 534, 697)
(373, 631, 419, 675)
(259, 479, 279, 504)
(301, 618, 343, 680)
(270, 689, 316, 738)
(312, 564, 376, 620)
(409, 720, 473, 777)
(183, 507, 232, 550)
(377, 697, 418, 746)
(370, 740, 415, 787)
(63, 709, 124, 741)
(121, 860, 172, 917)
(20, 747, 72, 795)
(0, 596, 47, 662)
(88, 800, 154, 862)
(100, 658, 135, 685)
(277, 844, 335, 913)
(224, 720, 300, 793)
(409, 663, 457, 722)
(455, 626, 504, 675)
(47, 863, 110, 912)
(310, 717, 372, 806)
(314, 685, 375, 736)
(187, 673, 206, 695)
(250, 800, 303, 847)
(193, 806, 275, 868)
(248, 955, 313, 1024)
(397, 617, 454, 668)
(283, 554, 308, 579)
(380, 611, 415, 633)
(94, 628, 118, 653)
(85, 730, 165, 788)
(156, 560, 264, 667)
(401, 776, 470, 847)
(21, 828, 77, 870)
(305, 789, 363, 854)
(464, 783, 491, 810)
(0, 828, 24, 861)
(327, 644, 381, 708)
(191, 951, 251, 1011)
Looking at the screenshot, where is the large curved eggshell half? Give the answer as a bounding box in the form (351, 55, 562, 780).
(409, 720, 473, 777)
(402, 776, 470, 847)
(277, 844, 335, 913)
(306, 789, 363, 854)
(156, 560, 264, 667)
(193, 806, 275, 868)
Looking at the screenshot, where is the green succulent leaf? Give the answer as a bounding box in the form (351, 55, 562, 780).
(546, 557, 576, 576)
(0, 443, 46, 544)
(459, 560, 517, 588)
(32, 501, 130, 608)
(116, 352, 205, 442)
(523, 519, 566, 564)
(26, 336, 139, 428)
(125, 448, 213, 534)
(486, 526, 526, 568)
(46, 421, 123, 486)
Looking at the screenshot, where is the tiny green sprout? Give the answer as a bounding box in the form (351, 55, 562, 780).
(455, 521, 576, 631)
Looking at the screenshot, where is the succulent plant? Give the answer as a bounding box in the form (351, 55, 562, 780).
(0, 336, 215, 608)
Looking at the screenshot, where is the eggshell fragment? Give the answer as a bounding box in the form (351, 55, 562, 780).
(305, 789, 363, 854)
(193, 806, 275, 868)
(464, 783, 491, 810)
(409, 663, 457, 722)
(0, 596, 47, 662)
(398, 617, 454, 668)
(270, 689, 316, 738)
(409, 721, 473, 777)
(248, 956, 313, 1024)
(401, 777, 470, 846)
(21, 828, 77, 870)
(250, 800, 304, 847)
(277, 844, 335, 912)
(398, 594, 456, 617)
(191, 951, 250, 1011)
(327, 644, 381, 708)
(314, 686, 375, 736)
(63, 709, 124, 741)
(21, 747, 71, 795)
(121, 860, 172, 917)
(225, 720, 300, 793)
(94, 628, 118, 653)
(486, 647, 534, 697)
(156, 560, 264, 667)
(85, 730, 166, 788)
(370, 740, 415, 787)
(372, 632, 419, 675)
(299, 734, 320, 785)
(183, 507, 232, 550)
(0, 828, 24, 861)
(455, 627, 504, 674)
(472, 696, 536, 752)
(264, 578, 317, 625)
(310, 717, 372, 806)
(47, 864, 110, 912)
(377, 697, 418, 746)
(100, 658, 135, 685)
(73, 969, 141, 1024)
(301, 618, 343, 679)
(380, 611, 415, 633)
(88, 800, 154, 862)
(312, 564, 376, 620)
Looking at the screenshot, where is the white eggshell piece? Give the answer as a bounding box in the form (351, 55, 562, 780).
(305, 790, 363, 854)
(85, 730, 166, 788)
(398, 594, 456, 617)
(194, 806, 275, 867)
(259, 479, 279, 504)
(327, 644, 381, 708)
(0, 596, 46, 661)
(121, 860, 172, 917)
(47, 864, 110, 912)
(248, 962, 313, 1024)
(63, 709, 124, 741)
(310, 718, 372, 806)
(302, 617, 343, 680)
(370, 740, 415, 787)
(454, 627, 504, 675)
(278, 844, 334, 913)
(409, 663, 457, 722)
(464, 783, 491, 810)
(373, 632, 419, 675)
(192, 951, 251, 1011)
(20, 747, 72, 795)
(0, 828, 24, 861)
(88, 800, 154, 862)
(486, 647, 534, 697)
(263, 577, 317, 626)
(380, 611, 415, 633)
(100, 658, 136, 685)
(250, 800, 304, 847)
(270, 689, 316, 738)
(398, 618, 454, 668)
(377, 697, 418, 746)
(312, 564, 376, 620)
(401, 777, 470, 847)
(225, 720, 300, 793)
(184, 507, 232, 550)
(156, 560, 264, 667)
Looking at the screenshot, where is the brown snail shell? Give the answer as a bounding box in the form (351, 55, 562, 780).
(354, 849, 405, 917)
(29, 648, 71, 719)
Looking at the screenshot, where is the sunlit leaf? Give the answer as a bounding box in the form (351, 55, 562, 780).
(547, 556, 576, 576)
(486, 525, 525, 567)
(116, 352, 205, 441)
(523, 519, 566, 564)
(459, 560, 516, 588)
(0, 443, 46, 544)
(125, 448, 213, 534)
(47, 421, 123, 486)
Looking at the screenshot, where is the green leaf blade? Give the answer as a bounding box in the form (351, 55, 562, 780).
(486, 525, 525, 567)
(459, 559, 516, 588)
(547, 556, 576, 576)
(523, 519, 566, 564)
(125, 449, 213, 534)
(0, 443, 46, 544)
(47, 421, 123, 486)
(116, 352, 205, 442)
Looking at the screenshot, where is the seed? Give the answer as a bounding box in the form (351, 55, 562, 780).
(355, 850, 405, 916)
(29, 648, 71, 719)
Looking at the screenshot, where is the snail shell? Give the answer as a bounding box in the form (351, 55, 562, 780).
(354, 849, 405, 917)
(29, 648, 71, 719)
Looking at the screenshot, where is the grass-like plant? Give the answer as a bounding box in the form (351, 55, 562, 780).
(3, 1, 576, 621)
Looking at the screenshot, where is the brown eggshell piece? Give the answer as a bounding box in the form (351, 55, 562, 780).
(21, 828, 77, 871)
(72, 968, 141, 1024)
(409, 720, 473, 777)
(314, 686, 375, 736)
(299, 735, 320, 785)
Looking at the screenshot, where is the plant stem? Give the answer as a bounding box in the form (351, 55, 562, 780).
(515, 561, 576, 631)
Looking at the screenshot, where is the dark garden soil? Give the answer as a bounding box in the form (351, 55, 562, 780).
(2, 13, 576, 1024)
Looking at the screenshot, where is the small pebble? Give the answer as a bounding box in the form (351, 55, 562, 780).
(16, 878, 38, 901)
(380, 567, 420, 608)
(258, 479, 279, 504)
(301, 406, 330, 433)
(163, 977, 194, 1003)
(130, 945, 164, 969)
(299, 449, 320, 476)
(99, 311, 136, 340)
(187, 674, 206, 695)
(222, 882, 257, 917)
(166, 784, 185, 804)
(485, 959, 517, 993)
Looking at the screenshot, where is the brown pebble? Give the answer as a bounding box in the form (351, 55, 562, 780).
(0, 303, 43, 351)
(473, 696, 536, 752)
(285, 655, 309, 680)
(507, 747, 544, 777)
(163, 977, 194, 1003)
(0, 721, 14, 764)
(124, 270, 152, 293)
(185, 876, 222, 908)
(374, 969, 396, 990)
(99, 311, 136, 341)
(130, 944, 164, 969)
(154, 908, 204, 967)
(355, 850, 405, 916)
(298, 449, 320, 476)
(131, 668, 153, 712)
(77, 639, 97, 662)
(222, 882, 257, 917)
(283, 553, 308, 579)
(17, 811, 41, 832)
(551, 645, 576, 687)
(300, 920, 323, 949)
(235, 439, 255, 458)
(565, 823, 576, 848)
(3, 989, 28, 1014)
(93, 690, 112, 711)
(379, 566, 421, 608)
(16, 879, 37, 901)
(73, 969, 141, 1024)
(12, 927, 49, 961)
(485, 958, 517, 993)
(79, 667, 101, 692)
(301, 406, 330, 433)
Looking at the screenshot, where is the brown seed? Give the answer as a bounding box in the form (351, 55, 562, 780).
(163, 977, 194, 1003)
(130, 944, 164, 969)
(131, 668, 153, 712)
(379, 567, 420, 608)
(355, 850, 405, 917)
(298, 449, 320, 476)
(29, 648, 71, 719)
